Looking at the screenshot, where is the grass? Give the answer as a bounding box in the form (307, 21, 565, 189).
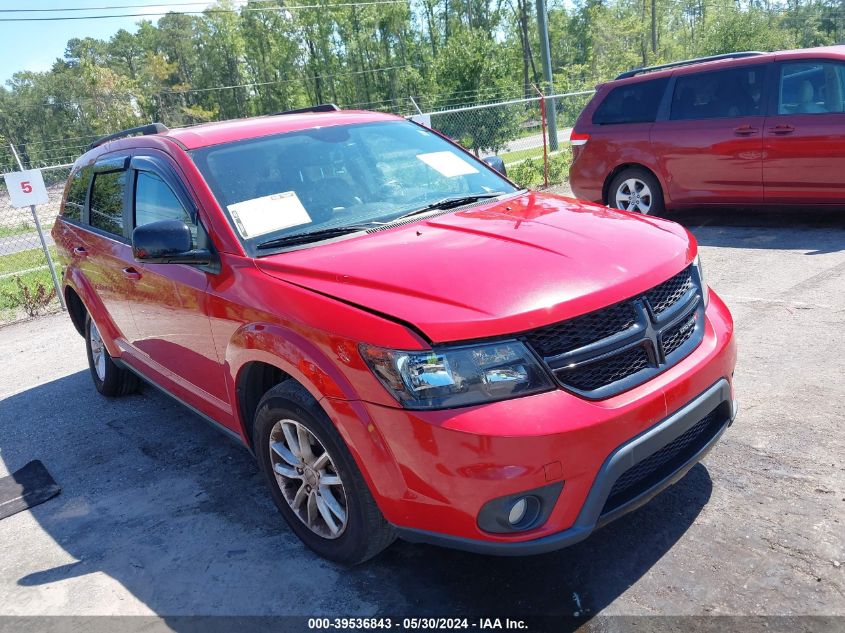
(500, 146, 546, 165)
(0, 245, 61, 315)
(0, 222, 36, 239)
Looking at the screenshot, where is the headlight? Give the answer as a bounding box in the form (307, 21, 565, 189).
(692, 254, 709, 306)
(360, 340, 554, 410)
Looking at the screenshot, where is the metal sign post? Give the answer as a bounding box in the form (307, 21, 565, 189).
(5, 143, 66, 310)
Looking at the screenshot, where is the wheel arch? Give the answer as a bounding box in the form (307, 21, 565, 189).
(602, 163, 670, 207)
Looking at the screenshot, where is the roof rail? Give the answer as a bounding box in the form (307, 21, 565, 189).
(272, 103, 341, 116)
(615, 52, 765, 80)
(88, 122, 169, 150)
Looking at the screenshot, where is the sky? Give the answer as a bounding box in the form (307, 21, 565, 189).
(0, 1, 214, 85)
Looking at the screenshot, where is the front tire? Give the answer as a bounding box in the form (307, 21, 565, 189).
(254, 381, 395, 564)
(85, 315, 140, 397)
(608, 168, 664, 215)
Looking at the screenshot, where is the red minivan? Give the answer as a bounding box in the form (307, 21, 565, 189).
(569, 45, 845, 214)
(53, 107, 736, 564)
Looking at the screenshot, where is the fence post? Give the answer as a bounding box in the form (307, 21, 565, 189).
(8, 142, 66, 310)
(532, 84, 550, 188)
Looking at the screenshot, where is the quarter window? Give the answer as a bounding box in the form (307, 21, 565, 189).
(63, 166, 92, 222)
(671, 67, 764, 120)
(592, 78, 668, 125)
(89, 170, 127, 237)
(778, 61, 845, 115)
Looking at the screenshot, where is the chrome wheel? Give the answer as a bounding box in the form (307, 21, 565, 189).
(269, 419, 348, 539)
(89, 321, 106, 381)
(615, 178, 652, 213)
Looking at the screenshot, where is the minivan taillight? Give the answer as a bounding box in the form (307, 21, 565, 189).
(569, 132, 590, 160)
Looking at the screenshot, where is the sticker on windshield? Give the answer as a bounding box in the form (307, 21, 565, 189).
(416, 151, 479, 178)
(227, 191, 312, 238)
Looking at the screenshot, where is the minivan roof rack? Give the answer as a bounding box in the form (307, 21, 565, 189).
(88, 122, 169, 150)
(273, 103, 341, 116)
(615, 52, 765, 80)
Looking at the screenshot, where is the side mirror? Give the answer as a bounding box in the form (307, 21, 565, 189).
(132, 219, 211, 265)
(483, 155, 507, 178)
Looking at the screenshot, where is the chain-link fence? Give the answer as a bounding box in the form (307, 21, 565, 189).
(412, 89, 595, 189)
(0, 164, 71, 325)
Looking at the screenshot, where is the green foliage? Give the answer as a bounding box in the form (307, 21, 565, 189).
(0, 274, 57, 317)
(508, 152, 572, 188)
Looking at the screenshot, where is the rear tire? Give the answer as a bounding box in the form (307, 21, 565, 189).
(85, 314, 140, 397)
(253, 381, 395, 565)
(608, 167, 664, 215)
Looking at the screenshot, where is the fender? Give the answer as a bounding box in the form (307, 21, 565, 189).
(226, 321, 410, 503)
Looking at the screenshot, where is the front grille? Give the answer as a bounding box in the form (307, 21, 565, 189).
(524, 265, 703, 398)
(646, 268, 694, 315)
(556, 345, 649, 392)
(524, 302, 636, 357)
(600, 406, 727, 516)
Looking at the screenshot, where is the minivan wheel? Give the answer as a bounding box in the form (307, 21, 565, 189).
(253, 381, 396, 564)
(85, 315, 140, 397)
(609, 168, 664, 215)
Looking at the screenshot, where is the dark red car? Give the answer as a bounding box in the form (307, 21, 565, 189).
(53, 107, 736, 564)
(569, 45, 845, 214)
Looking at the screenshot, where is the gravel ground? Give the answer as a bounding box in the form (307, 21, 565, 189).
(0, 203, 842, 628)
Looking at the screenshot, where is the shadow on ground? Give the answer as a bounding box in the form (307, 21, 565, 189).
(1, 369, 712, 621)
(669, 208, 845, 255)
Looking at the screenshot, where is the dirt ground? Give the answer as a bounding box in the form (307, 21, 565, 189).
(0, 203, 842, 630)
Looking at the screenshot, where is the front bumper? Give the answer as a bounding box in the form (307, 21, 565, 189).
(395, 379, 736, 555)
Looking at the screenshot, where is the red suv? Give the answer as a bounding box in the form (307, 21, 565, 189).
(569, 46, 845, 214)
(53, 107, 736, 564)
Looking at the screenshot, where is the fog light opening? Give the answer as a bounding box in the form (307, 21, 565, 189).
(506, 495, 541, 529)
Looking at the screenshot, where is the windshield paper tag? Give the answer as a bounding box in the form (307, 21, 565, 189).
(417, 151, 479, 178)
(227, 191, 311, 238)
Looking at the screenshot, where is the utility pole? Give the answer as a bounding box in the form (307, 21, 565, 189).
(651, 0, 658, 54)
(535, 0, 558, 151)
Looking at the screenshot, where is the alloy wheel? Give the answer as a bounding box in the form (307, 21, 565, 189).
(269, 419, 349, 539)
(615, 178, 652, 213)
(89, 321, 106, 381)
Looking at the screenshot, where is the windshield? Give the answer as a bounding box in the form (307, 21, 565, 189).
(190, 120, 517, 251)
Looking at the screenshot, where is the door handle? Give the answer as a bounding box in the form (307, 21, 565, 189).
(122, 267, 142, 281)
(770, 124, 795, 135)
(73, 246, 87, 257)
(734, 125, 758, 136)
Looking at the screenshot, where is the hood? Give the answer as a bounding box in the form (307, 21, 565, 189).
(255, 191, 695, 343)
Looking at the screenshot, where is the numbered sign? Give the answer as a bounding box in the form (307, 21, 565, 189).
(3, 169, 49, 208)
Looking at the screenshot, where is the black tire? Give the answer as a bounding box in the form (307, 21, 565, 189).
(608, 167, 665, 215)
(253, 381, 395, 564)
(84, 314, 140, 397)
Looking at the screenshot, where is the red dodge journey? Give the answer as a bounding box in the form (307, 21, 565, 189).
(53, 106, 736, 563)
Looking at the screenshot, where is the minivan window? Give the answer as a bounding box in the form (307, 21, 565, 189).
(671, 67, 764, 120)
(592, 78, 668, 125)
(89, 170, 127, 237)
(63, 166, 92, 222)
(779, 61, 845, 114)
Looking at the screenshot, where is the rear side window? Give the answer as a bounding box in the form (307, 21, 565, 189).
(671, 67, 764, 120)
(592, 78, 668, 125)
(63, 166, 91, 222)
(778, 61, 845, 114)
(89, 170, 127, 237)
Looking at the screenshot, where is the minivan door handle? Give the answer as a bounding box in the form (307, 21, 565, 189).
(770, 124, 795, 135)
(73, 246, 88, 257)
(733, 125, 758, 136)
(122, 267, 142, 281)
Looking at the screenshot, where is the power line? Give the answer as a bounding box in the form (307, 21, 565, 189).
(0, 0, 407, 22)
(0, 1, 252, 12)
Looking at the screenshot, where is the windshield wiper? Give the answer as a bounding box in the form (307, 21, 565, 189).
(392, 192, 510, 222)
(256, 223, 380, 250)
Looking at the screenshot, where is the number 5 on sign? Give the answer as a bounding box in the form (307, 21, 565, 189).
(3, 169, 49, 207)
